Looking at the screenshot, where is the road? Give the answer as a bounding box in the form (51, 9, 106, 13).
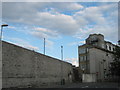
(2, 82, 120, 89)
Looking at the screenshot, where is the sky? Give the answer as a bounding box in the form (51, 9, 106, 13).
(1, 1, 118, 66)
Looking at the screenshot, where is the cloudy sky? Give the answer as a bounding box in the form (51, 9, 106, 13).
(1, 2, 118, 66)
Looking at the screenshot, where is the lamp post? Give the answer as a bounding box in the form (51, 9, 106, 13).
(118, 40, 120, 45)
(0, 24, 8, 90)
(0, 24, 8, 41)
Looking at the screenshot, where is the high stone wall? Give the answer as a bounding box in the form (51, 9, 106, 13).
(2, 41, 73, 88)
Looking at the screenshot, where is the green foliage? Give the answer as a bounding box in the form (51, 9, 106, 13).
(109, 46, 120, 76)
(114, 46, 120, 60)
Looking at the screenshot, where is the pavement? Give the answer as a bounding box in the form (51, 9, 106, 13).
(52, 82, 120, 88)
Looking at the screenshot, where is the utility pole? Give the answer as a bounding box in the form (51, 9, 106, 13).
(0, 24, 8, 90)
(44, 38, 45, 55)
(61, 45, 63, 85)
(86, 47, 88, 73)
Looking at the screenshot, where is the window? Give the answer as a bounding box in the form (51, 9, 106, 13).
(107, 45, 109, 50)
(111, 46, 113, 51)
(80, 56, 84, 61)
(102, 44, 105, 48)
(84, 56, 86, 61)
(80, 64, 86, 70)
(109, 46, 111, 51)
(106, 45, 107, 49)
(79, 48, 86, 54)
(80, 56, 87, 61)
(91, 36, 97, 41)
(92, 43, 97, 46)
(86, 48, 89, 52)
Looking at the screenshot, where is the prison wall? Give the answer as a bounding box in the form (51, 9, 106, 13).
(2, 41, 73, 88)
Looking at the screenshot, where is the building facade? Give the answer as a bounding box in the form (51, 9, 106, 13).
(78, 34, 116, 81)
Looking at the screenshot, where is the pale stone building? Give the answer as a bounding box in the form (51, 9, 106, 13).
(78, 34, 116, 81)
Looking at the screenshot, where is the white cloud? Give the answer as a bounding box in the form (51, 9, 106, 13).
(3, 2, 81, 35)
(68, 41, 85, 46)
(8, 26, 16, 29)
(25, 12, 80, 35)
(74, 3, 117, 25)
(2, 2, 83, 20)
(50, 2, 83, 11)
(74, 3, 118, 43)
(29, 27, 57, 49)
(28, 28, 55, 49)
(30, 27, 59, 39)
(2, 0, 120, 2)
(65, 58, 78, 67)
(45, 39, 54, 48)
(8, 38, 39, 51)
(2, 2, 118, 43)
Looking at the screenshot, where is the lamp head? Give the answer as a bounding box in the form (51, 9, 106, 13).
(118, 40, 120, 45)
(1, 24, 8, 27)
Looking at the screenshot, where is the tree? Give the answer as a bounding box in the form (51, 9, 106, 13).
(109, 46, 120, 77)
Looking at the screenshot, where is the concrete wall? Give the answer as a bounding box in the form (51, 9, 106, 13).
(82, 74, 96, 82)
(2, 41, 73, 88)
(89, 48, 113, 81)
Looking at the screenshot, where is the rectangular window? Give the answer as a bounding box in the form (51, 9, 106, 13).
(80, 64, 86, 70)
(84, 56, 86, 61)
(109, 46, 111, 50)
(80, 56, 84, 61)
(86, 48, 89, 52)
(80, 56, 87, 61)
(107, 45, 109, 50)
(79, 48, 86, 54)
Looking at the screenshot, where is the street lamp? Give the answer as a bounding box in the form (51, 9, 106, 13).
(0, 24, 8, 41)
(118, 40, 120, 45)
(0, 24, 8, 90)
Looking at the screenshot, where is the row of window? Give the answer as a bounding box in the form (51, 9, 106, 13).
(80, 56, 86, 61)
(79, 48, 89, 54)
(106, 44, 115, 51)
(79, 48, 86, 54)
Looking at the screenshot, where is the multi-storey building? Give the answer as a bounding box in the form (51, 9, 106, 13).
(78, 34, 116, 81)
